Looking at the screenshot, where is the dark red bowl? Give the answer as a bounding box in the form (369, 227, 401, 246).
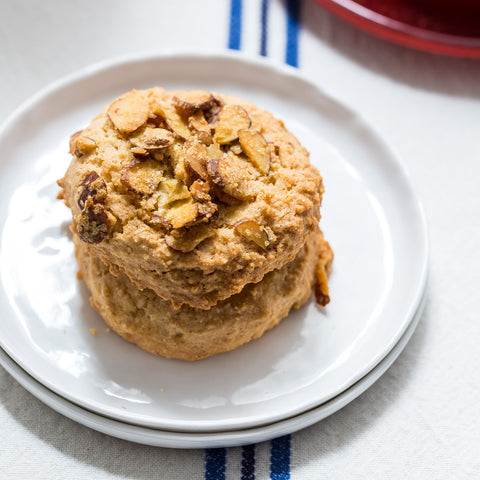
(314, 0, 480, 58)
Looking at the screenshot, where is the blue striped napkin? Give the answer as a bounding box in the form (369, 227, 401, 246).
(204, 3, 302, 478)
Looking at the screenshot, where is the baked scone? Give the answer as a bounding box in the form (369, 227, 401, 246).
(59, 88, 324, 309)
(74, 230, 333, 361)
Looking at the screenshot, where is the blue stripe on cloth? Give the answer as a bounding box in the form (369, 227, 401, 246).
(260, 0, 269, 56)
(286, 0, 301, 67)
(241, 444, 256, 480)
(205, 448, 226, 480)
(270, 435, 291, 479)
(228, 0, 243, 50)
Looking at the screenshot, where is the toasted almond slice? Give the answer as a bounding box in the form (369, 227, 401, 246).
(230, 143, 242, 155)
(162, 178, 192, 203)
(184, 142, 210, 180)
(153, 100, 191, 139)
(172, 91, 216, 115)
(107, 91, 150, 134)
(238, 129, 270, 175)
(120, 158, 163, 195)
(315, 260, 330, 306)
(189, 110, 211, 133)
(234, 219, 270, 249)
(189, 111, 213, 145)
(207, 155, 257, 201)
(165, 200, 198, 229)
(206, 158, 226, 188)
(204, 97, 223, 124)
(69, 131, 82, 155)
(206, 142, 223, 159)
(130, 127, 175, 150)
(165, 224, 214, 252)
(76, 204, 109, 244)
(214, 105, 252, 144)
(77, 171, 107, 209)
(190, 179, 211, 202)
(74, 136, 97, 156)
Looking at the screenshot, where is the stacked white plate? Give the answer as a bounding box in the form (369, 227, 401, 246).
(0, 53, 428, 448)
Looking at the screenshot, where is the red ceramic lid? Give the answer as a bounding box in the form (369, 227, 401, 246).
(314, 0, 480, 58)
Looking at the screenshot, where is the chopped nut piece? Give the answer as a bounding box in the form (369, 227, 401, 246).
(162, 178, 192, 203)
(77, 171, 107, 209)
(153, 100, 191, 139)
(234, 219, 270, 249)
(107, 91, 151, 134)
(76, 204, 108, 244)
(214, 105, 251, 144)
(184, 142, 210, 180)
(121, 158, 163, 195)
(165, 201, 198, 229)
(189, 110, 211, 133)
(165, 224, 214, 252)
(190, 179, 211, 202)
(315, 260, 330, 306)
(189, 111, 213, 145)
(130, 127, 175, 150)
(207, 155, 257, 201)
(69, 130, 82, 155)
(74, 136, 97, 157)
(206, 158, 226, 188)
(206, 142, 223, 159)
(315, 241, 333, 306)
(172, 91, 216, 115)
(230, 143, 242, 155)
(204, 97, 223, 124)
(131, 146, 149, 156)
(238, 129, 270, 175)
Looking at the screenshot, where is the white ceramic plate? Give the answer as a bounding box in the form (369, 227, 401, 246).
(0, 291, 425, 448)
(0, 52, 428, 433)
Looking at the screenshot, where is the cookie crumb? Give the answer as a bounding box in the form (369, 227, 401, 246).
(89, 328, 98, 335)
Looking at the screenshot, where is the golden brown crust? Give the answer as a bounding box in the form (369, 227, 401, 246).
(73, 231, 325, 361)
(61, 88, 324, 309)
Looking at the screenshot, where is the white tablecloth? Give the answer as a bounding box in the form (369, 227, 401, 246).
(1, 1, 479, 478)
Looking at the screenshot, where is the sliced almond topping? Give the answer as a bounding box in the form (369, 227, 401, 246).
(207, 155, 256, 201)
(121, 158, 163, 195)
(162, 178, 192, 203)
(153, 100, 191, 139)
(234, 219, 270, 249)
(165, 200, 198, 229)
(204, 97, 224, 124)
(76, 204, 109, 244)
(206, 158, 226, 188)
(130, 127, 175, 150)
(165, 224, 214, 252)
(315, 260, 330, 306)
(184, 142, 210, 180)
(74, 136, 97, 157)
(69, 131, 82, 155)
(230, 143, 242, 155)
(77, 171, 107, 209)
(190, 179, 211, 202)
(206, 142, 223, 159)
(238, 129, 270, 175)
(189, 110, 211, 133)
(214, 105, 251, 144)
(172, 91, 216, 115)
(107, 91, 151, 134)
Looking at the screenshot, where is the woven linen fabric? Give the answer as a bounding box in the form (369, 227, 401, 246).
(1, 1, 480, 479)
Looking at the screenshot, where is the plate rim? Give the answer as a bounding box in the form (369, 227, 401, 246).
(0, 289, 426, 448)
(0, 50, 429, 432)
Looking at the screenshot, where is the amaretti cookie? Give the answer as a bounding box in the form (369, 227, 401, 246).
(74, 231, 333, 361)
(59, 88, 325, 309)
